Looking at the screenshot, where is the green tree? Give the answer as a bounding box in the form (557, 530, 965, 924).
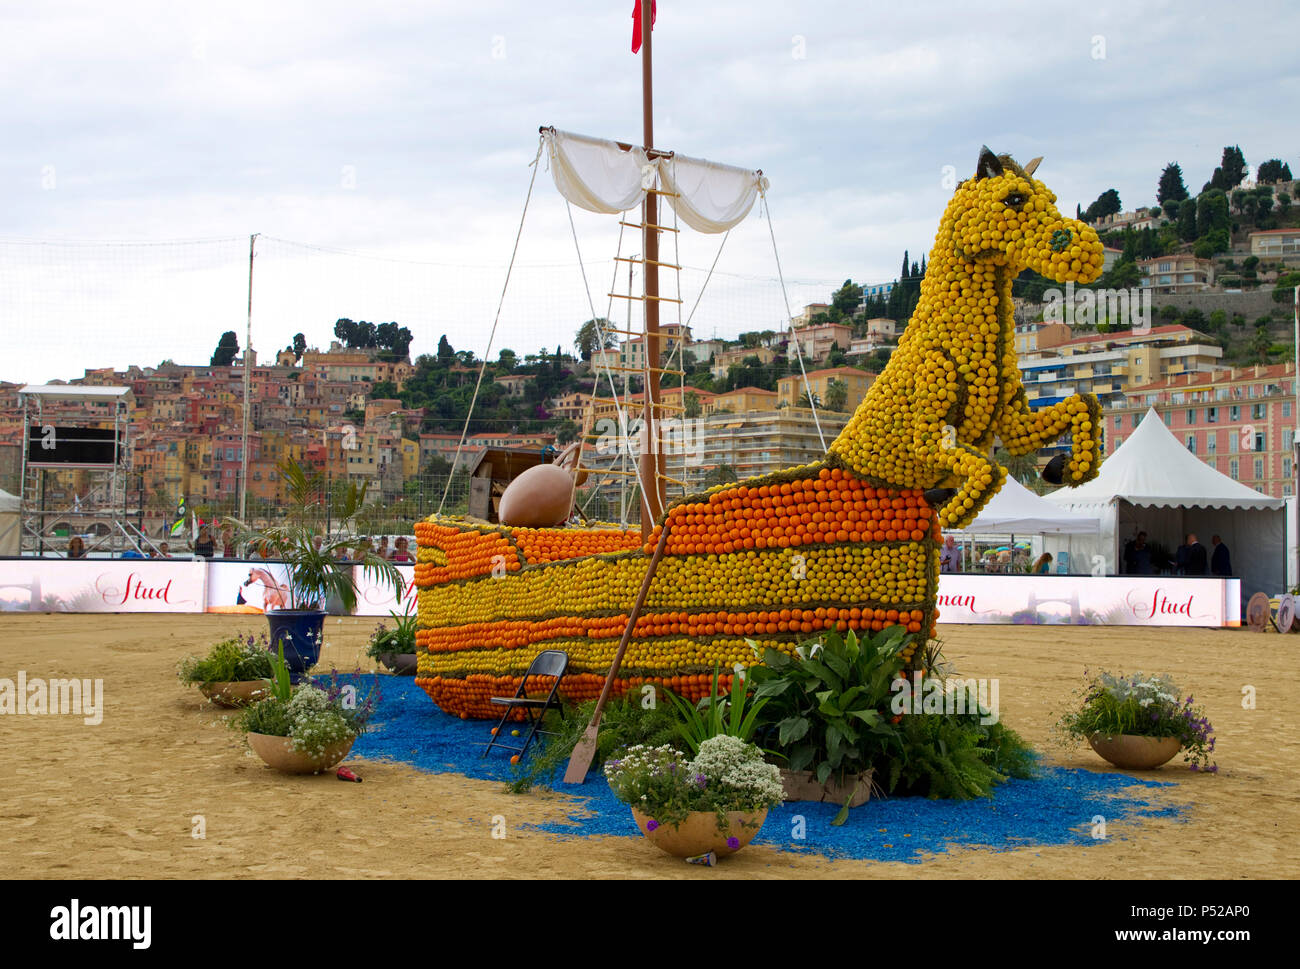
(436, 335, 456, 367)
(1158, 163, 1189, 204)
(1083, 188, 1122, 223)
(1248, 322, 1272, 362)
(1257, 159, 1293, 184)
(210, 331, 239, 367)
(1177, 198, 1198, 241)
(292, 333, 306, 361)
(1273, 272, 1300, 303)
(575, 318, 616, 361)
(831, 279, 864, 317)
(683, 391, 702, 418)
(824, 378, 849, 412)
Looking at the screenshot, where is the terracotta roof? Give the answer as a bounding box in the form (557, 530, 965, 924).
(800, 366, 873, 380)
(1058, 324, 1194, 348)
(1126, 362, 1296, 393)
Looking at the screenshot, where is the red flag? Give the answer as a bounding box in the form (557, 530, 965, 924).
(631, 0, 656, 54)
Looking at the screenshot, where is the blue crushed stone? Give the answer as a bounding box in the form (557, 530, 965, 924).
(345, 674, 1186, 863)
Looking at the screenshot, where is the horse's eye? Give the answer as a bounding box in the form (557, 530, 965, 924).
(1004, 193, 1025, 208)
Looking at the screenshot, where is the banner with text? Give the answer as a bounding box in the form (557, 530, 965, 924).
(0, 561, 1242, 627)
(934, 575, 1241, 627)
(0, 560, 206, 613)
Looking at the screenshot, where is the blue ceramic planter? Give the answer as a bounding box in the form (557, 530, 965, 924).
(265, 610, 327, 683)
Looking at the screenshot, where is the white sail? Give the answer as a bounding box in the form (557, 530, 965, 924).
(541, 128, 767, 232)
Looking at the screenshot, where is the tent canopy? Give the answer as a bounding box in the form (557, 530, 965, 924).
(964, 474, 1099, 534)
(0, 489, 18, 513)
(1044, 406, 1284, 595)
(1044, 406, 1284, 511)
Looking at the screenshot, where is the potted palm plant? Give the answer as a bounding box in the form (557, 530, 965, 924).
(235, 461, 405, 682)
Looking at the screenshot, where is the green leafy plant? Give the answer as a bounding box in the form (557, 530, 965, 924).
(233, 647, 379, 759)
(664, 665, 769, 755)
(178, 633, 274, 686)
(365, 609, 418, 659)
(506, 695, 682, 794)
(886, 713, 1035, 799)
(603, 736, 784, 832)
(1056, 670, 1216, 771)
(748, 627, 908, 786)
(233, 460, 404, 612)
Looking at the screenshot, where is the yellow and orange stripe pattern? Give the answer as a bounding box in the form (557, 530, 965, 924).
(414, 464, 939, 719)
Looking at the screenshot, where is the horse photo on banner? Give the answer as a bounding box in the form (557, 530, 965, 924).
(205, 561, 292, 614)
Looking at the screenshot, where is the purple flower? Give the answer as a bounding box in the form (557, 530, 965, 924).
(694, 773, 707, 789)
(1151, 712, 1159, 721)
(646, 819, 659, 832)
(726, 837, 740, 850)
(1190, 763, 1199, 771)
(1208, 765, 1219, 773)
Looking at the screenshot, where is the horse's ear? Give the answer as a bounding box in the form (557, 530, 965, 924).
(976, 146, 1003, 180)
(1023, 156, 1042, 176)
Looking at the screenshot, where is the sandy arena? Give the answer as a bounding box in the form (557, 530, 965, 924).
(1, 614, 1296, 879)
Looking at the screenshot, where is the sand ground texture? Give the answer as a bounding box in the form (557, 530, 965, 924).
(1, 614, 1296, 879)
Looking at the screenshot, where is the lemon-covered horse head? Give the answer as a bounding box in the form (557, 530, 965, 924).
(829, 147, 1105, 529)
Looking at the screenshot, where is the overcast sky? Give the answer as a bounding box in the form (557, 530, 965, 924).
(2, 0, 1296, 384)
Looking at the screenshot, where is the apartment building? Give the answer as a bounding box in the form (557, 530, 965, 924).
(1106, 363, 1298, 497)
(1019, 324, 1222, 411)
(1137, 255, 1215, 295)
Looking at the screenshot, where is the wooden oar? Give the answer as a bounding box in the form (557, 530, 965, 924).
(563, 520, 671, 784)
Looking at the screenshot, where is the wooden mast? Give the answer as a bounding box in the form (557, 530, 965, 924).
(638, 0, 666, 541)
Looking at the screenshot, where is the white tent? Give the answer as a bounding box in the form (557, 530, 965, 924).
(1045, 406, 1285, 597)
(0, 488, 18, 557)
(966, 474, 1100, 534)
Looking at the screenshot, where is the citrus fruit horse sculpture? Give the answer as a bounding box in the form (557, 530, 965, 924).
(413, 148, 1105, 718)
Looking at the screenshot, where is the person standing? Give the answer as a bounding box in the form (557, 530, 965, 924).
(1129, 532, 1151, 575)
(375, 536, 390, 561)
(390, 537, 413, 563)
(940, 536, 961, 572)
(221, 524, 238, 558)
(1184, 533, 1208, 576)
(67, 536, 87, 559)
(193, 525, 216, 559)
(1210, 534, 1232, 576)
(1031, 552, 1053, 574)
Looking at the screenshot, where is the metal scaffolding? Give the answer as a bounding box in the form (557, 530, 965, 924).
(17, 384, 152, 557)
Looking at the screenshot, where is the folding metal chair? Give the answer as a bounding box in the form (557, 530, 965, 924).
(482, 649, 569, 760)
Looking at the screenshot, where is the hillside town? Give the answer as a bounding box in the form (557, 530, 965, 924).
(2, 150, 1298, 547)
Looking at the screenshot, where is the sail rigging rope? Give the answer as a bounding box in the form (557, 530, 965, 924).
(761, 190, 826, 450)
(436, 137, 545, 516)
(565, 200, 647, 528)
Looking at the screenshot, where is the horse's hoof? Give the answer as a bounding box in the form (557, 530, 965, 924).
(1041, 453, 1066, 486)
(922, 487, 957, 508)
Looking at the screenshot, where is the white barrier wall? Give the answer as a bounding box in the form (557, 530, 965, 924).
(0, 560, 1242, 627)
(933, 574, 1241, 627)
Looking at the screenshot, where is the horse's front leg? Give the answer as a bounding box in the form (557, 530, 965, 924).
(923, 435, 1008, 529)
(998, 391, 1101, 485)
